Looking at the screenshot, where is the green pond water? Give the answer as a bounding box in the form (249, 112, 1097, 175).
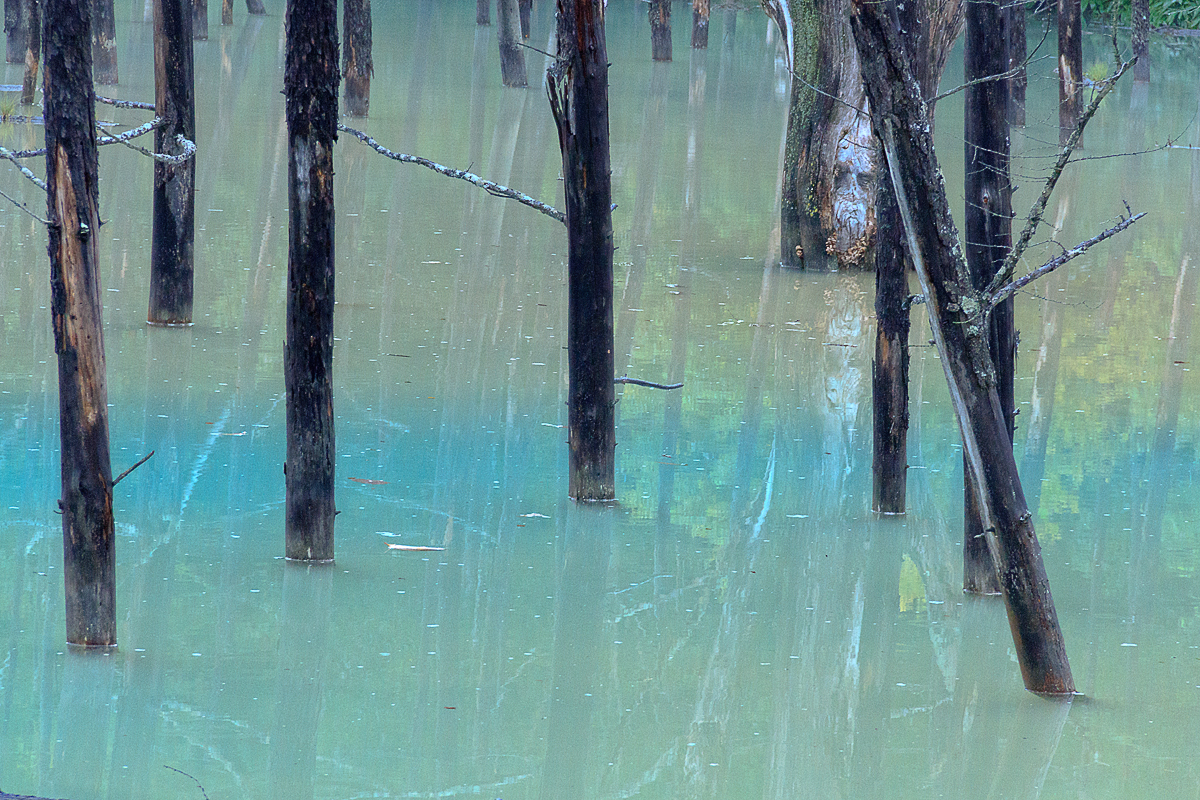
(2, 3, 1199, 798)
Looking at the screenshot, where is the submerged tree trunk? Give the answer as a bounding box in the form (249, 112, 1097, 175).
(148, 0, 196, 325)
(518, 0, 530, 38)
(221, 0, 230, 23)
(649, 0, 670, 61)
(45, 0, 116, 647)
(692, 0, 708, 48)
(962, 0, 1013, 594)
(497, 0, 526, 86)
(193, 0, 207, 39)
(1132, 0, 1149, 81)
(246, 0, 264, 15)
(477, 0, 489, 25)
(1058, 0, 1081, 145)
(342, 0, 371, 115)
(284, 0, 338, 558)
(92, 0, 117, 83)
(548, 0, 615, 501)
(5, 0, 25, 62)
(852, 0, 1074, 695)
(20, 0, 38, 105)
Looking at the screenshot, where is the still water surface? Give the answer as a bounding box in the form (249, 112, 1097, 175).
(1, 3, 1199, 799)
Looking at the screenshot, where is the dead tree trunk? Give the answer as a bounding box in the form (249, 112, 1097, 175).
(1132, 0, 1149, 81)
(284, 0, 338, 559)
(342, 0, 371, 115)
(20, 0, 39, 105)
(548, 0, 615, 501)
(692, 0, 708, 48)
(649, 0, 670, 61)
(221, 0, 230, 23)
(497, 0, 526, 87)
(1007, 0, 1026, 126)
(246, 0, 264, 15)
(851, 0, 1074, 695)
(1058, 0, 1081, 145)
(45, 0, 117, 647)
(193, 0, 207, 39)
(518, 0, 531, 38)
(5, 0, 25, 62)
(148, 0, 196, 325)
(477, 0, 489, 25)
(91, 0, 116, 84)
(962, 0, 1013, 594)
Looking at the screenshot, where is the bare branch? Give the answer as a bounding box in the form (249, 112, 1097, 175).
(0, 146, 47, 190)
(94, 93, 155, 111)
(615, 375, 683, 390)
(0, 185, 49, 224)
(112, 450, 155, 487)
(103, 130, 195, 165)
(988, 211, 1146, 308)
(931, 22, 1052, 105)
(338, 123, 566, 224)
(97, 118, 164, 147)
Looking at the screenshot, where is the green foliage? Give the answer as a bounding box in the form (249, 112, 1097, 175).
(1081, 0, 1200, 30)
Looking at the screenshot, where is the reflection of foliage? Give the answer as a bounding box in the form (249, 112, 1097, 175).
(898, 555, 926, 613)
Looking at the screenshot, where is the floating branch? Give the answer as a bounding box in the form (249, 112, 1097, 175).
(339, 123, 566, 224)
(988, 209, 1145, 308)
(615, 375, 683, 390)
(0, 145, 47, 190)
(94, 93, 155, 111)
(112, 450, 155, 487)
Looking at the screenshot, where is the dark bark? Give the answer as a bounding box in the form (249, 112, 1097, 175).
(477, 0, 489, 25)
(148, 0, 196, 326)
(45, 0, 116, 647)
(284, 0, 338, 558)
(691, 0, 708, 48)
(962, 0, 1013, 594)
(20, 0, 39, 105)
(518, 0, 530, 38)
(193, 0, 207, 39)
(1007, 0, 1026, 126)
(221, 0, 230, 23)
(1132, 0, 1149, 81)
(91, 0, 116, 84)
(497, 0, 526, 86)
(342, 0, 371, 115)
(245, 0, 264, 14)
(649, 0, 670, 61)
(851, 0, 1074, 695)
(1057, 0, 1081, 145)
(872, 175, 908, 513)
(5, 0, 25, 62)
(548, 0, 615, 501)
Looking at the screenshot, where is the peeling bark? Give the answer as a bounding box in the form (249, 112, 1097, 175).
(45, 0, 116, 647)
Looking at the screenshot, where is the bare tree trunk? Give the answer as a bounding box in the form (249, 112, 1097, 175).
(246, 0, 264, 15)
(342, 0, 371, 115)
(1008, 0, 1026, 125)
(284, 0, 338, 558)
(497, 0, 526, 86)
(45, 0, 117, 647)
(1132, 0, 1149, 81)
(1058, 0, 1081, 145)
(148, 0, 196, 326)
(5, 0, 26, 62)
(852, 0, 1074, 695)
(518, 0, 530, 38)
(221, 0, 230, 23)
(477, 0, 489, 25)
(193, 0, 207, 39)
(91, 0, 116, 84)
(649, 0, 670, 61)
(692, 0, 708, 48)
(20, 0, 39, 105)
(962, 0, 1012, 594)
(548, 0, 615, 501)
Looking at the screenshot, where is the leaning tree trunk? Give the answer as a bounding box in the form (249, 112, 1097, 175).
(20, 0, 39, 105)
(548, 0, 615, 501)
(45, 0, 117, 647)
(92, 0, 117, 84)
(342, 0, 371, 115)
(284, 0, 338, 559)
(1057, 0, 1081, 145)
(497, 0, 526, 86)
(851, 0, 1074, 695)
(148, 0, 196, 326)
(649, 0, 670, 61)
(775, 0, 874, 269)
(962, 0, 1013, 594)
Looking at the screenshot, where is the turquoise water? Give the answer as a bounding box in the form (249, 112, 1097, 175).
(1, 4, 1199, 799)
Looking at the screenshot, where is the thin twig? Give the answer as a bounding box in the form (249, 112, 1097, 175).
(985, 56, 1135, 298)
(0, 185, 49, 224)
(988, 211, 1145, 307)
(112, 450, 155, 487)
(95, 93, 155, 111)
(107, 132, 195, 165)
(339, 123, 566, 224)
(163, 766, 210, 800)
(0, 145, 47, 190)
(931, 23, 1052, 105)
(615, 376, 683, 390)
